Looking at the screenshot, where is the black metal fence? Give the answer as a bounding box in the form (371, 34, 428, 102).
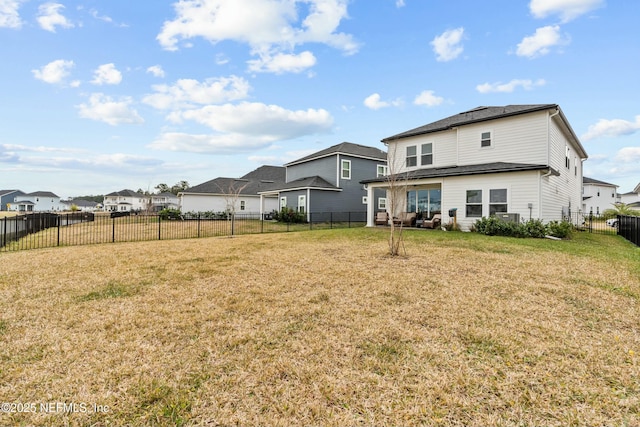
(0, 211, 367, 252)
(618, 214, 640, 246)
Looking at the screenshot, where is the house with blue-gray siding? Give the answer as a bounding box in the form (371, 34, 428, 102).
(259, 142, 387, 216)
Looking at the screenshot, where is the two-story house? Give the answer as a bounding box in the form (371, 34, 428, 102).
(0, 190, 25, 211)
(619, 183, 640, 209)
(179, 166, 286, 215)
(103, 190, 149, 212)
(9, 191, 64, 212)
(582, 177, 618, 216)
(150, 192, 180, 212)
(259, 142, 387, 216)
(362, 104, 588, 230)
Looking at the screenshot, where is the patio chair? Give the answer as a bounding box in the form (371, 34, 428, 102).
(375, 211, 389, 225)
(392, 212, 417, 227)
(422, 213, 441, 229)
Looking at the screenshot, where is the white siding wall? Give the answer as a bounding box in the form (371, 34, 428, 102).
(457, 112, 548, 166)
(442, 171, 541, 231)
(180, 194, 277, 214)
(583, 184, 617, 215)
(541, 118, 584, 221)
(387, 129, 457, 174)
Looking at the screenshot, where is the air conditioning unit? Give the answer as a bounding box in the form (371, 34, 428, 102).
(495, 213, 520, 223)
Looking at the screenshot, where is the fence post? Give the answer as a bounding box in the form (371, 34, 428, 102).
(309, 212, 313, 230)
(158, 215, 162, 240)
(112, 217, 116, 243)
(197, 213, 201, 238)
(348, 211, 351, 228)
(57, 214, 61, 246)
(2, 216, 5, 248)
(330, 212, 333, 229)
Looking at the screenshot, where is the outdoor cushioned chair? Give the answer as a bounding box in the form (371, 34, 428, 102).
(422, 213, 441, 229)
(375, 211, 389, 225)
(392, 212, 417, 227)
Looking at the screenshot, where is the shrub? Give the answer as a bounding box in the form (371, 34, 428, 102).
(546, 220, 574, 239)
(522, 219, 547, 238)
(159, 208, 182, 220)
(272, 207, 306, 223)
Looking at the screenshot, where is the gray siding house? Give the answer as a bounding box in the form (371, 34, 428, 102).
(260, 142, 387, 215)
(0, 190, 25, 211)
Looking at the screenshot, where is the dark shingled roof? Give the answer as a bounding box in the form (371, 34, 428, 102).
(583, 177, 618, 187)
(362, 162, 552, 184)
(264, 176, 340, 192)
(105, 189, 146, 197)
(25, 191, 60, 198)
(285, 142, 386, 166)
(184, 166, 286, 196)
(382, 104, 559, 142)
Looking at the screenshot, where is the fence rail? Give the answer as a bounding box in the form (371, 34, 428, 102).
(618, 214, 640, 246)
(0, 211, 367, 252)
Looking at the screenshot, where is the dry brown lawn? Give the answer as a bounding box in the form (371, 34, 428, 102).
(0, 228, 638, 426)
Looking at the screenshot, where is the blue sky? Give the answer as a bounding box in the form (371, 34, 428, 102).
(1, 0, 638, 198)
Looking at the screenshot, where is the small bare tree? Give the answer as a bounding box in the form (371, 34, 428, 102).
(216, 179, 250, 236)
(385, 143, 410, 256)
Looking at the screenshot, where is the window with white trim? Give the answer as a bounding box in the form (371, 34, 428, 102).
(377, 165, 388, 177)
(297, 195, 306, 213)
(341, 160, 351, 179)
(466, 190, 482, 217)
(481, 131, 491, 148)
(240, 200, 245, 211)
(421, 143, 433, 166)
(406, 145, 417, 167)
(378, 198, 387, 210)
(565, 146, 570, 169)
(280, 197, 287, 210)
(489, 189, 507, 216)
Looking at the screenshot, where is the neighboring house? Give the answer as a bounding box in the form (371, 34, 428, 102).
(61, 199, 101, 212)
(362, 104, 588, 230)
(150, 192, 179, 212)
(179, 165, 286, 215)
(619, 182, 640, 209)
(259, 142, 387, 216)
(9, 191, 64, 212)
(0, 189, 25, 211)
(582, 177, 618, 216)
(103, 190, 149, 212)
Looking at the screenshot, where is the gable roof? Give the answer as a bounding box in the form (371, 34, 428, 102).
(583, 177, 618, 187)
(105, 189, 146, 197)
(183, 166, 286, 196)
(24, 191, 59, 198)
(261, 176, 340, 193)
(285, 142, 386, 167)
(361, 162, 552, 184)
(0, 189, 24, 197)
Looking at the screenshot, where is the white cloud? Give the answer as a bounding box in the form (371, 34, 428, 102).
(529, 0, 605, 22)
(247, 50, 317, 74)
(32, 59, 74, 84)
(395, 0, 405, 7)
(614, 146, 640, 163)
(363, 93, 402, 110)
(0, 0, 23, 28)
(476, 78, 546, 93)
(516, 25, 569, 58)
(77, 93, 144, 126)
(143, 75, 251, 110)
(156, 0, 358, 74)
(413, 90, 444, 107)
(37, 2, 74, 32)
(430, 27, 464, 62)
(581, 115, 640, 140)
(91, 63, 123, 85)
(146, 65, 165, 78)
(150, 102, 333, 153)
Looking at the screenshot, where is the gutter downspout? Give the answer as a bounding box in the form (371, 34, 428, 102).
(541, 108, 561, 220)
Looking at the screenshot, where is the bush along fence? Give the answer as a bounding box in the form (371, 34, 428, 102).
(618, 214, 640, 246)
(0, 211, 367, 252)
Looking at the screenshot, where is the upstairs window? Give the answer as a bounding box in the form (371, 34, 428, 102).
(406, 146, 417, 167)
(421, 143, 433, 166)
(341, 160, 351, 179)
(240, 200, 245, 211)
(565, 146, 570, 169)
(481, 131, 491, 147)
(377, 165, 388, 177)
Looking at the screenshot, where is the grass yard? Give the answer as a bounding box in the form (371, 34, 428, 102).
(0, 228, 638, 426)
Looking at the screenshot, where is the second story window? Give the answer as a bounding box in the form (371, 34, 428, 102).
(240, 201, 245, 211)
(565, 146, 570, 169)
(406, 146, 417, 167)
(377, 165, 388, 177)
(341, 160, 351, 179)
(481, 131, 491, 147)
(421, 143, 433, 166)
